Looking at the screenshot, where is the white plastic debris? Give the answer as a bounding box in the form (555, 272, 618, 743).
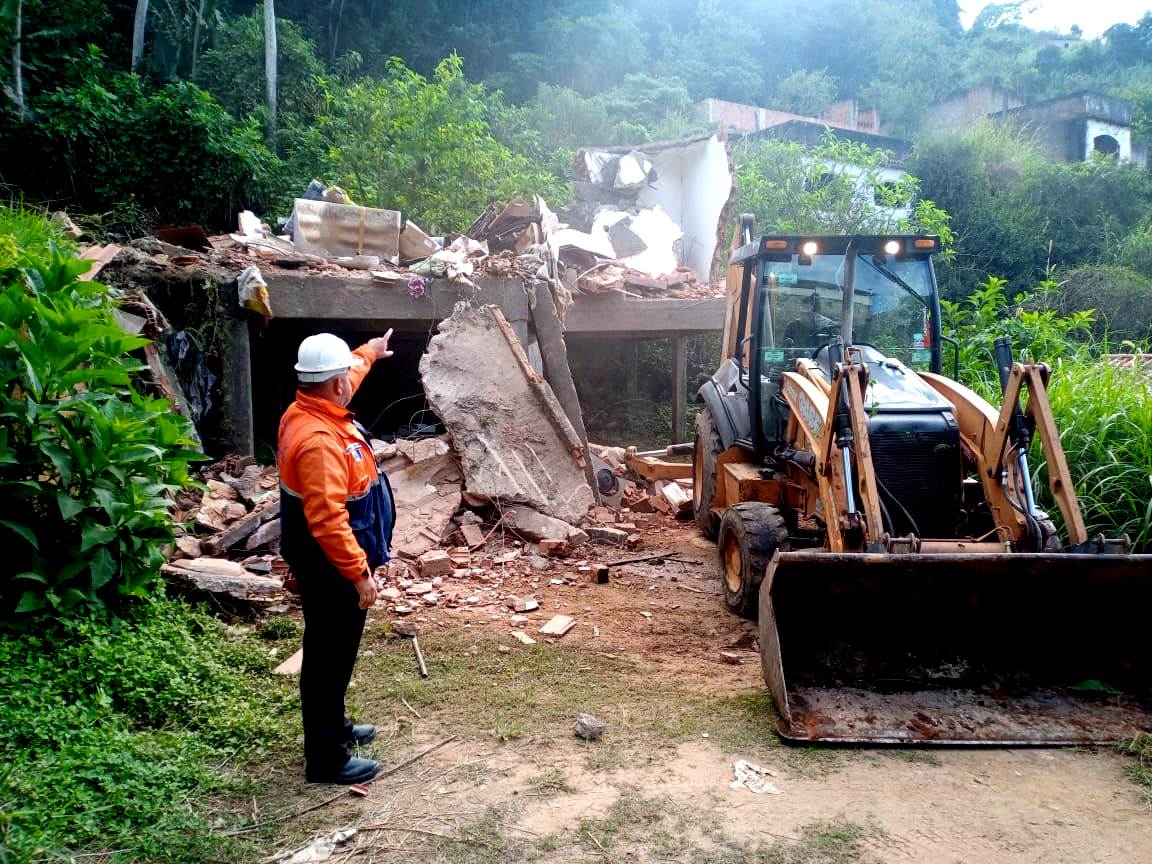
(730, 759, 781, 795)
(237, 265, 273, 318)
(276, 827, 358, 863)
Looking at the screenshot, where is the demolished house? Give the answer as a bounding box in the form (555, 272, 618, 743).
(84, 133, 734, 617)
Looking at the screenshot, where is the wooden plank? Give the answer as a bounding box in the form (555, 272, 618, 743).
(200, 497, 280, 555)
(624, 450, 693, 482)
(530, 282, 600, 503)
(488, 305, 587, 466)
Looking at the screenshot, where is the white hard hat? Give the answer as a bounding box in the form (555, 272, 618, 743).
(295, 333, 364, 382)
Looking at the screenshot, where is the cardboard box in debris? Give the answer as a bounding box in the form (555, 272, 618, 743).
(163, 299, 697, 614)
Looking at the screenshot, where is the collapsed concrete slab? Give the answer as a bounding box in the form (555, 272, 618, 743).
(419, 303, 595, 525)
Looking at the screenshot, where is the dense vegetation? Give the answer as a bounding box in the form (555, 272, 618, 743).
(0, 208, 201, 620)
(0, 207, 296, 862)
(0, 600, 296, 862)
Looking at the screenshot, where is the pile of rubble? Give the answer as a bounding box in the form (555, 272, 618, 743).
(165, 437, 695, 619)
(84, 132, 733, 322)
(164, 455, 288, 611)
(163, 301, 698, 622)
(214, 187, 720, 310)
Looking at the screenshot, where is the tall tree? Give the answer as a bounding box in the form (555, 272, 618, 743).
(131, 0, 148, 70)
(8, 0, 23, 118)
(190, 0, 209, 77)
(264, 0, 277, 143)
(328, 0, 344, 63)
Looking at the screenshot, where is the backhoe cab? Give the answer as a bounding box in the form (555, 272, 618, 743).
(694, 218, 1152, 745)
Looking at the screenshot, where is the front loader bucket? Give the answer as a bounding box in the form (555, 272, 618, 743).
(759, 551, 1152, 744)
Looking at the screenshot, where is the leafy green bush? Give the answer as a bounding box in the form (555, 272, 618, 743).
(195, 11, 325, 124)
(0, 599, 296, 862)
(1047, 264, 1152, 343)
(2, 72, 283, 229)
(732, 132, 953, 244)
(313, 55, 563, 233)
(911, 124, 1152, 299)
(0, 208, 201, 620)
(941, 274, 1095, 390)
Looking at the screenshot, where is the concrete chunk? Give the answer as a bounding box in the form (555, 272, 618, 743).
(506, 507, 575, 543)
(419, 304, 594, 525)
(417, 550, 454, 577)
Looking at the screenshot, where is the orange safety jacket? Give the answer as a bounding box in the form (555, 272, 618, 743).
(277, 346, 395, 581)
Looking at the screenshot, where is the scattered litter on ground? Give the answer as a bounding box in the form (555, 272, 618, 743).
(730, 760, 782, 795)
(274, 827, 358, 864)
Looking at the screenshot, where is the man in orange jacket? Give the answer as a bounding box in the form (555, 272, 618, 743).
(278, 331, 397, 784)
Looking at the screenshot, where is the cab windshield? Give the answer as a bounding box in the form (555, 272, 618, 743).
(758, 252, 936, 373)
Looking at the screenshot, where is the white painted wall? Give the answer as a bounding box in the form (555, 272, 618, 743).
(635, 135, 733, 278)
(1084, 118, 1132, 162)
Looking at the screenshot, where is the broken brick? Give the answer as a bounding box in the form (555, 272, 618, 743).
(538, 539, 569, 557)
(417, 549, 454, 577)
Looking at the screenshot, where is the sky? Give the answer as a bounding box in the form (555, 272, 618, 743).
(959, 0, 1151, 37)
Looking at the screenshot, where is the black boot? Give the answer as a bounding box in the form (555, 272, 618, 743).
(306, 756, 380, 785)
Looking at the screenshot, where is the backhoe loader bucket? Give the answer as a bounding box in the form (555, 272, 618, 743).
(760, 551, 1152, 744)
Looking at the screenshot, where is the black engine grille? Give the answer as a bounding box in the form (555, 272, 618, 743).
(867, 411, 961, 540)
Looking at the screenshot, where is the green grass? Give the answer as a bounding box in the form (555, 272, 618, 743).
(576, 792, 667, 854)
(432, 805, 519, 864)
(257, 616, 302, 641)
(0, 203, 73, 274)
(0, 599, 298, 863)
(353, 629, 781, 759)
(527, 768, 573, 796)
(1041, 359, 1152, 551)
(1118, 732, 1152, 806)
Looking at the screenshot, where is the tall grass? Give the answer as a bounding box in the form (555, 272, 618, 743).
(1040, 360, 1152, 551)
(946, 275, 1152, 552)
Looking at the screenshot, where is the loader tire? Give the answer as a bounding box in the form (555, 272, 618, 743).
(693, 408, 724, 539)
(718, 503, 790, 620)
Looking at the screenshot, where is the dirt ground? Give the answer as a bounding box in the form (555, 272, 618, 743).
(253, 520, 1152, 864)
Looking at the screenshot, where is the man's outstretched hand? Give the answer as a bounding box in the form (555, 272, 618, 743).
(355, 573, 378, 609)
(363, 328, 394, 361)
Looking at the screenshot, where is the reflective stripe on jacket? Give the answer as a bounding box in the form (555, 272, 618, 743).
(276, 346, 394, 580)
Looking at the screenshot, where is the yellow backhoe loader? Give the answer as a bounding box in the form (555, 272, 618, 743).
(693, 217, 1152, 744)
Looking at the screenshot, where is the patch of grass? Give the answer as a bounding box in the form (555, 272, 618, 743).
(576, 792, 667, 854)
(527, 768, 573, 796)
(1118, 732, 1152, 805)
(492, 713, 526, 742)
(701, 819, 881, 864)
(0, 599, 298, 863)
(257, 616, 301, 641)
(433, 805, 522, 864)
(355, 630, 780, 761)
(1042, 360, 1152, 551)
